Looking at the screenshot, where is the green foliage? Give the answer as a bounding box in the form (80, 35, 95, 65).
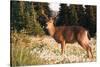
(24, 2, 45, 35)
(85, 5, 96, 37)
(56, 4, 69, 26)
(11, 1, 24, 31)
(10, 1, 51, 35)
(69, 5, 78, 25)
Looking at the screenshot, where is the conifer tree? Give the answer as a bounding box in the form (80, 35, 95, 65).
(56, 4, 69, 26)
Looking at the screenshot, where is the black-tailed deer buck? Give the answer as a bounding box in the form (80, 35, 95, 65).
(41, 10, 93, 59)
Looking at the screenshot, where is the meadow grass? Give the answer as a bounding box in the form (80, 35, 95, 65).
(10, 32, 96, 66)
(10, 32, 46, 66)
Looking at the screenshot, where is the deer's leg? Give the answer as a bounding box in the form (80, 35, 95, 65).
(77, 31, 93, 59)
(84, 44, 93, 59)
(61, 40, 66, 55)
(86, 44, 93, 59)
(78, 41, 93, 59)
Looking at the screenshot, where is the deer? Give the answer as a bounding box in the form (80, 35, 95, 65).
(41, 10, 93, 59)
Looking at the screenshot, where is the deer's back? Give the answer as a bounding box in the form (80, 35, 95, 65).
(54, 26, 87, 43)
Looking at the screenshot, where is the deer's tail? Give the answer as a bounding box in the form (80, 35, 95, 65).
(87, 31, 91, 40)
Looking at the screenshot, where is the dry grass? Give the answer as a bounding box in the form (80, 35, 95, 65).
(10, 32, 96, 66)
(11, 32, 47, 66)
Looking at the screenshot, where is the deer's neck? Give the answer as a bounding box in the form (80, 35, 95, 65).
(48, 25, 56, 37)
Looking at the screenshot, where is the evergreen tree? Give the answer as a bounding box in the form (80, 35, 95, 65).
(56, 4, 69, 26)
(11, 1, 50, 35)
(85, 5, 96, 37)
(76, 5, 88, 28)
(68, 5, 78, 25)
(11, 1, 24, 31)
(23, 2, 45, 35)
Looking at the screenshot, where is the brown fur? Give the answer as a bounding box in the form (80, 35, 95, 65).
(46, 18, 93, 59)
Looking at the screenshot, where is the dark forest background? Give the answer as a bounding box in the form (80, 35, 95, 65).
(10, 1, 96, 37)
